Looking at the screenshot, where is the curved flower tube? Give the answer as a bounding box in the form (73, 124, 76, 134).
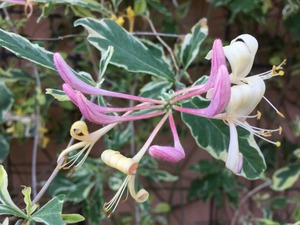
(73, 90, 165, 124)
(170, 38, 227, 103)
(149, 111, 185, 162)
(101, 113, 169, 217)
(173, 65, 231, 117)
(63, 83, 163, 114)
(53, 53, 163, 104)
(57, 120, 118, 169)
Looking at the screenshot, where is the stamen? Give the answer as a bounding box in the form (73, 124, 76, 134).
(234, 120, 281, 147)
(103, 176, 130, 217)
(263, 96, 285, 118)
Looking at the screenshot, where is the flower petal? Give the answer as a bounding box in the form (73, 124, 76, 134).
(128, 175, 149, 203)
(149, 144, 185, 162)
(225, 122, 243, 173)
(223, 34, 258, 82)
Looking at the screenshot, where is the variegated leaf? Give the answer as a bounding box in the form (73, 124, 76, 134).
(75, 18, 175, 81)
(272, 162, 300, 191)
(181, 96, 266, 180)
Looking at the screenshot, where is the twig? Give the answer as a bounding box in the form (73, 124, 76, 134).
(132, 31, 185, 38)
(231, 180, 271, 225)
(27, 34, 86, 41)
(3, 8, 18, 33)
(144, 16, 179, 73)
(31, 65, 41, 198)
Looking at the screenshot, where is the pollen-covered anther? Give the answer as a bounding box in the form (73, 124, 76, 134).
(279, 126, 283, 135)
(101, 150, 138, 175)
(257, 110, 262, 120)
(276, 141, 281, 147)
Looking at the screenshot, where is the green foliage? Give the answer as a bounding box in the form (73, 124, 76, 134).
(75, 18, 175, 81)
(188, 160, 239, 208)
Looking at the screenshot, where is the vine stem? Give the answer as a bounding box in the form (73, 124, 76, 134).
(230, 180, 271, 225)
(144, 16, 179, 73)
(31, 65, 41, 198)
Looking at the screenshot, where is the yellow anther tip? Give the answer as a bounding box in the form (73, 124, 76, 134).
(257, 110, 262, 120)
(277, 111, 285, 118)
(279, 126, 283, 135)
(276, 141, 281, 147)
(279, 71, 284, 76)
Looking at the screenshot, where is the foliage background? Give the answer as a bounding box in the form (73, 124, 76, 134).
(1, 0, 300, 224)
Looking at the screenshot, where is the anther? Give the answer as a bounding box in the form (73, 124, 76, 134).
(279, 126, 282, 135)
(275, 141, 281, 147)
(257, 110, 261, 120)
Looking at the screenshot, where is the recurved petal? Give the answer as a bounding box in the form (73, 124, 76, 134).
(149, 144, 185, 163)
(223, 34, 258, 81)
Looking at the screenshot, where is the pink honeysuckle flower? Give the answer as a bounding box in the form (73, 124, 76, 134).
(172, 65, 231, 117)
(170, 39, 231, 118)
(149, 111, 185, 162)
(70, 88, 165, 124)
(170, 38, 228, 103)
(53, 53, 164, 104)
(62, 83, 163, 114)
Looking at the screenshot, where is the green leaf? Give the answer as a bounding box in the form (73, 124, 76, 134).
(61, 214, 85, 224)
(272, 162, 300, 191)
(45, 88, 70, 101)
(134, 0, 147, 15)
(181, 97, 266, 180)
(75, 18, 175, 81)
(178, 19, 208, 70)
(257, 218, 281, 225)
(139, 80, 173, 99)
(35, 0, 110, 15)
(99, 45, 114, 79)
(0, 134, 9, 163)
(153, 202, 170, 213)
(0, 166, 26, 218)
(0, 28, 54, 70)
(0, 82, 14, 123)
(31, 195, 65, 225)
(21, 186, 38, 216)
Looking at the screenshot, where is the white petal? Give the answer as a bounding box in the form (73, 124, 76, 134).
(226, 122, 243, 173)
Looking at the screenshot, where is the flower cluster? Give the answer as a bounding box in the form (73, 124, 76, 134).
(54, 34, 284, 215)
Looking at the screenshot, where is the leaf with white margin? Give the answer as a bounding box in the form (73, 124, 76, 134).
(0, 28, 95, 86)
(181, 96, 266, 180)
(178, 18, 208, 70)
(45, 88, 70, 101)
(0, 82, 14, 123)
(272, 162, 300, 191)
(75, 18, 175, 82)
(31, 195, 65, 225)
(0, 166, 26, 218)
(99, 45, 114, 79)
(35, 0, 110, 15)
(139, 80, 173, 99)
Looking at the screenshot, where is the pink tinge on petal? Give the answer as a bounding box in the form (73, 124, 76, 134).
(149, 145, 185, 163)
(173, 64, 231, 117)
(62, 83, 79, 106)
(206, 39, 226, 88)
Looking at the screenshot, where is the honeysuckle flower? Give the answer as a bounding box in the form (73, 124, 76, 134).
(2, 0, 34, 18)
(216, 76, 282, 173)
(101, 113, 169, 216)
(53, 53, 164, 105)
(57, 116, 128, 169)
(62, 83, 165, 124)
(171, 39, 231, 117)
(149, 111, 185, 162)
